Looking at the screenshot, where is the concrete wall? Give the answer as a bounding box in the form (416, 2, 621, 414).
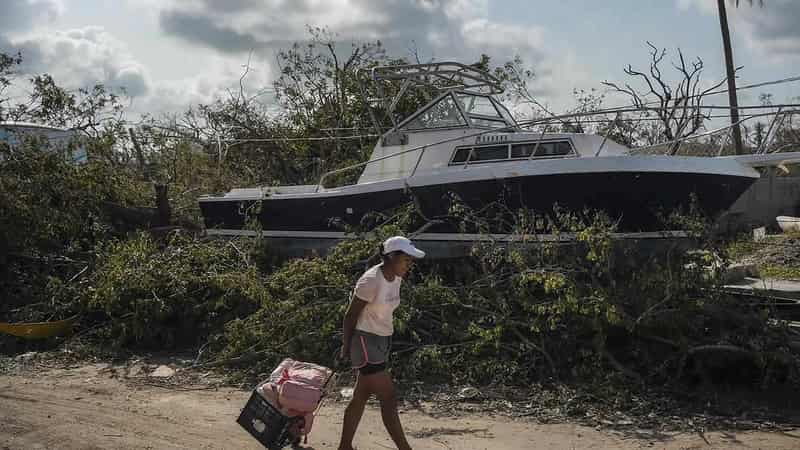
(718, 168, 800, 233)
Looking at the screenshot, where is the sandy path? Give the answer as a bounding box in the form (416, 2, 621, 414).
(1, 364, 798, 450)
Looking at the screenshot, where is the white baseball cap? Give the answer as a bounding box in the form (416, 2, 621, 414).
(382, 236, 425, 258)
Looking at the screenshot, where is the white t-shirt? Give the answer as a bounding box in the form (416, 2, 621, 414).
(352, 264, 401, 336)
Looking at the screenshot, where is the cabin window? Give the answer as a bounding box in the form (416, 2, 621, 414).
(450, 145, 510, 164)
(450, 140, 573, 166)
(403, 95, 467, 130)
(537, 141, 573, 157)
(511, 141, 573, 159)
(451, 147, 472, 163)
(472, 145, 509, 161)
(511, 143, 535, 158)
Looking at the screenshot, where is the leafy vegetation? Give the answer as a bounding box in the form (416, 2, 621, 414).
(78, 232, 264, 348)
(2, 29, 799, 399)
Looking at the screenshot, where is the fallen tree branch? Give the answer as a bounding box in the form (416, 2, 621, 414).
(676, 344, 762, 382)
(509, 326, 557, 377)
(190, 349, 273, 369)
(634, 292, 673, 328)
(635, 332, 681, 349)
(687, 344, 759, 357)
(596, 337, 643, 382)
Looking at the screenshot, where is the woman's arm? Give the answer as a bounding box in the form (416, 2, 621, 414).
(341, 296, 368, 359)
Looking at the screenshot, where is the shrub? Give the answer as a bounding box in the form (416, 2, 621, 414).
(80, 232, 263, 348)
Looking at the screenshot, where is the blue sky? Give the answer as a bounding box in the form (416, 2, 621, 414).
(2, 0, 799, 118)
(485, 0, 800, 108)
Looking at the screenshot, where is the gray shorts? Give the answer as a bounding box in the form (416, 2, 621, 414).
(349, 329, 391, 369)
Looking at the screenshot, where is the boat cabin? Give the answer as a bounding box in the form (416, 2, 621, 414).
(356, 90, 629, 185)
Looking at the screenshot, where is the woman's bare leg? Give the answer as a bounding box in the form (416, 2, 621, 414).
(363, 370, 412, 450)
(338, 373, 370, 450)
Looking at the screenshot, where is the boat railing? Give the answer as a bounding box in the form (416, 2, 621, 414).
(357, 62, 505, 134)
(630, 108, 799, 156)
(315, 105, 800, 191)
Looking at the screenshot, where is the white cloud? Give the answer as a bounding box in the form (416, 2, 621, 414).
(676, 0, 715, 14)
(0, 0, 63, 33)
(10, 27, 151, 97)
(148, 0, 589, 111)
(153, 0, 529, 60)
(677, 0, 800, 59)
(1, 0, 593, 117)
(129, 55, 278, 118)
(1, 1, 152, 99)
(460, 19, 545, 57)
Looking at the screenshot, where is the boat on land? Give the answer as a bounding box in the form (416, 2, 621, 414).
(199, 62, 800, 248)
(777, 216, 800, 233)
(0, 121, 88, 164)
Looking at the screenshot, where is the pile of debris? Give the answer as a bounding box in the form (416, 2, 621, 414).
(737, 234, 800, 276)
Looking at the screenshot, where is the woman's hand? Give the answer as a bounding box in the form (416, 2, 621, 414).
(341, 297, 367, 364)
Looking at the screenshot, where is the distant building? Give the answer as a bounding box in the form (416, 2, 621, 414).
(0, 122, 88, 164)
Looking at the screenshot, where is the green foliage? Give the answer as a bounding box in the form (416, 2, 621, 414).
(725, 231, 800, 281)
(760, 265, 800, 280)
(215, 225, 402, 374)
(0, 138, 151, 319)
(2, 40, 797, 395)
(80, 232, 263, 348)
(726, 235, 759, 261)
(205, 204, 799, 390)
(0, 51, 22, 121)
(10, 74, 126, 140)
(0, 143, 146, 254)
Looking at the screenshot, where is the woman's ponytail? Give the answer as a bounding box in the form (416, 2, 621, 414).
(366, 243, 384, 267)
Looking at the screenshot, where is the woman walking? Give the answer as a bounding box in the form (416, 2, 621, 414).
(338, 236, 425, 450)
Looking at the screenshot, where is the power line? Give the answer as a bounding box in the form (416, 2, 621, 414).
(705, 74, 800, 97)
(599, 74, 800, 111)
(135, 75, 800, 146)
(211, 105, 799, 145)
(222, 134, 379, 144)
(536, 112, 797, 126)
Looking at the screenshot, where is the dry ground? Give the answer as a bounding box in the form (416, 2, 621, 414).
(1, 362, 799, 450)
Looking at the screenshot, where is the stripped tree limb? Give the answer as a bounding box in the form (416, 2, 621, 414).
(603, 43, 728, 155)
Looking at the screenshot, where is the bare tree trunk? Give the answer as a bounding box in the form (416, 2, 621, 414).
(718, 0, 745, 154)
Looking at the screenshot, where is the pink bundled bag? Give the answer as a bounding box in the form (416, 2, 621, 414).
(254, 358, 333, 444)
(269, 358, 296, 382)
(287, 362, 331, 390)
(276, 376, 321, 412)
(275, 361, 332, 413)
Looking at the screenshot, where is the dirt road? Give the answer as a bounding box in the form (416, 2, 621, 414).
(1, 363, 798, 449)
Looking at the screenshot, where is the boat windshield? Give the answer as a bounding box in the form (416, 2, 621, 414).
(401, 92, 515, 131)
(402, 94, 467, 130)
(457, 93, 500, 116)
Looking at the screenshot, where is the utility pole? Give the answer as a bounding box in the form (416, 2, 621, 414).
(717, 0, 745, 154)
